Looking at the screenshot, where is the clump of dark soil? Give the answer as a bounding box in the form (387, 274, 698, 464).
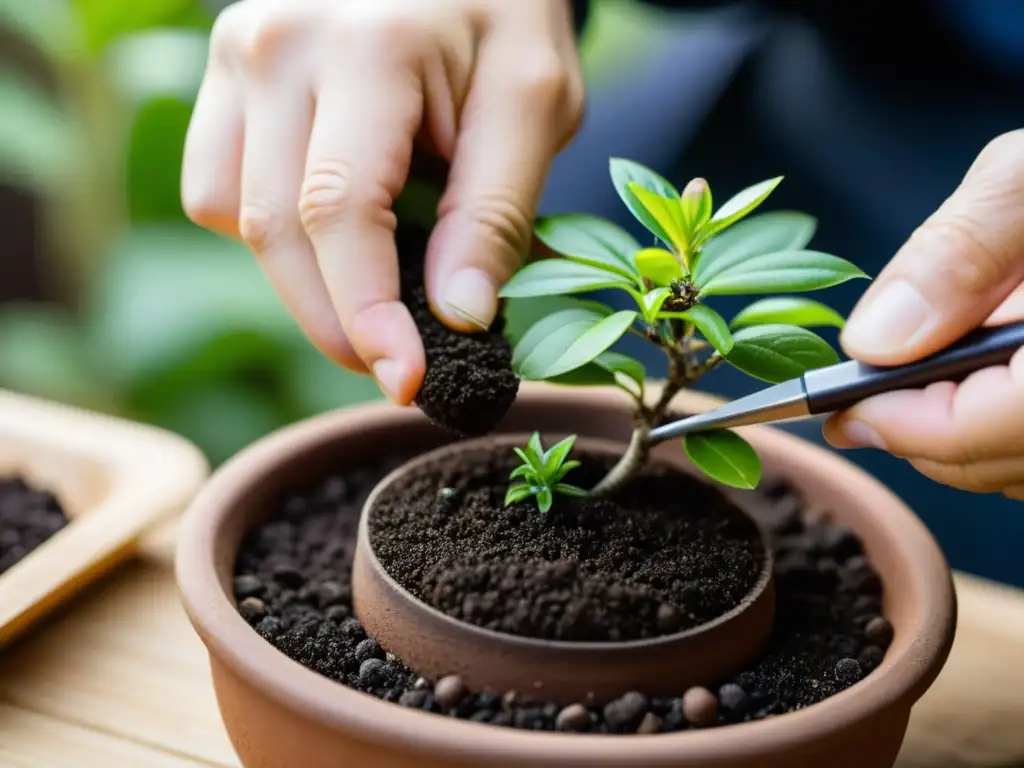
(369, 448, 765, 641)
(234, 453, 892, 733)
(0, 476, 70, 574)
(397, 226, 519, 437)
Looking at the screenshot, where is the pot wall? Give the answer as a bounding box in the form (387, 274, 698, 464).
(178, 384, 956, 768)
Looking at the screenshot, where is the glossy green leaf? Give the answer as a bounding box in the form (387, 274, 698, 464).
(534, 214, 642, 280)
(609, 157, 680, 245)
(595, 351, 646, 389)
(627, 183, 689, 253)
(681, 178, 713, 233)
(542, 435, 577, 475)
(509, 465, 534, 481)
(527, 432, 545, 464)
(701, 176, 783, 238)
(502, 296, 612, 347)
(699, 250, 868, 296)
(684, 430, 762, 490)
(659, 304, 734, 354)
(639, 287, 671, 323)
(730, 297, 846, 330)
(693, 212, 817, 286)
(499, 258, 636, 298)
(553, 483, 588, 497)
(515, 310, 636, 380)
(537, 487, 554, 514)
(513, 307, 605, 371)
(726, 324, 840, 383)
(514, 447, 539, 471)
(635, 248, 683, 287)
(505, 484, 534, 505)
(546, 362, 616, 387)
(552, 460, 582, 484)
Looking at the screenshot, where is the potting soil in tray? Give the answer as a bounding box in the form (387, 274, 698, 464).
(0, 476, 69, 575)
(234, 456, 894, 733)
(369, 448, 765, 641)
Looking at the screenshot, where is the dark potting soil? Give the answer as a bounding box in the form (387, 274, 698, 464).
(397, 227, 520, 437)
(0, 476, 70, 575)
(369, 448, 765, 641)
(234, 454, 893, 733)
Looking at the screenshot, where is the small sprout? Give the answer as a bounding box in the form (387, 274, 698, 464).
(504, 432, 587, 514)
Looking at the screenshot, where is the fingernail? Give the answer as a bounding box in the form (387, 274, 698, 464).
(843, 280, 935, 355)
(843, 420, 886, 450)
(372, 359, 406, 401)
(443, 268, 497, 331)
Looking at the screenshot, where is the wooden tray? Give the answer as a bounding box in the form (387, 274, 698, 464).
(0, 389, 208, 647)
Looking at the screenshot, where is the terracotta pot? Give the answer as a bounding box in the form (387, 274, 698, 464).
(353, 433, 777, 706)
(176, 383, 956, 768)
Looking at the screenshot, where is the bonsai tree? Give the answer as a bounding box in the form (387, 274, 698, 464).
(501, 159, 869, 507)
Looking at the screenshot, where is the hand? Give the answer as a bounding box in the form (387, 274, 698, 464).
(823, 129, 1024, 500)
(181, 0, 584, 404)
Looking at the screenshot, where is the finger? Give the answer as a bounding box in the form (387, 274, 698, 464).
(303, 43, 426, 404)
(908, 455, 1024, 494)
(823, 347, 1024, 463)
(841, 129, 1024, 365)
(1003, 484, 1024, 501)
(425, 36, 585, 332)
(986, 285, 1024, 326)
(181, 65, 243, 238)
(237, 72, 362, 371)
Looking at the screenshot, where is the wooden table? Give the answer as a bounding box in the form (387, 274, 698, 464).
(1, 521, 1024, 768)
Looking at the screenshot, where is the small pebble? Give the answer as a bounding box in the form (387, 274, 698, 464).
(865, 615, 893, 645)
(682, 686, 718, 727)
(238, 597, 266, 622)
(656, 603, 682, 633)
(233, 574, 263, 599)
(354, 638, 384, 663)
(717, 683, 747, 714)
(434, 675, 467, 709)
(399, 689, 429, 708)
(858, 644, 885, 671)
(272, 564, 304, 588)
(413, 677, 431, 691)
(603, 691, 648, 731)
(555, 703, 590, 732)
(637, 712, 662, 734)
(255, 616, 282, 637)
(501, 690, 519, 711)
(324, 605, 350, 623)
(834, 657, 862, 685)
(358, 658, 387, 687)
(316, 580, 347, 607)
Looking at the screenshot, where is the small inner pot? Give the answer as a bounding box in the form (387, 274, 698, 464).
(353, 434, 775, 706)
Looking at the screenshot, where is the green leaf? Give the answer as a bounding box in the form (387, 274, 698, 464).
(546, 363, 616, 387)
(701, 176, 783, 238)
(595, 351, 646, 388)
(518, 310, 637, 380)
(502, 296, 612, 347)
(542, 435, 577, 475)
(635, 248, 683, 287)
(513, 447, 541, 471)
(512, 307, 605, 370)
(627, 183, 689, 253)
(727, 324, 840, 383)
(537, 487, 554, 514)
(684, 430, 762, 490)
(499, 258, 636, 298)
(693, 212, 817, 286)
(639, 287, 671, 323)
(730, 298, 846, 330)
(699, 250, 869, 296)
(609, 157, 680, 245)
(534, 214, 642, 280)
(527, 433, 545, 465)
(552, 461, 582, 484)
(554, 483, 588, 498)
(505, 484, 534, 506)
(509, 465, 534, 481)
(659, 304, 734, 354)
(681, 178, 713, 233)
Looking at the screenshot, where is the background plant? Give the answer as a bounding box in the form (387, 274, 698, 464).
(499, 158, 869, 494)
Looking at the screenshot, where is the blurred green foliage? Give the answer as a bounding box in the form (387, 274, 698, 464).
(0, 0, 657, 465)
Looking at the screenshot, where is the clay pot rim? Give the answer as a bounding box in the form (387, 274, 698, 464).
(358, 431, 775, 653)
(176, 384, 955, 764)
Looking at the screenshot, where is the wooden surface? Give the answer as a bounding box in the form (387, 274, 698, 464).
(0, 519, 1022, 767)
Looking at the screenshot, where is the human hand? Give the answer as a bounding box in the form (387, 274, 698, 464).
(823, 130, 1024, 499)
(181, 0, 584, 404)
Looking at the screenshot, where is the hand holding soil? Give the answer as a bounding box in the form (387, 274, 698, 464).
(181, 0, 583, 405)
(825, 129, 1024, 500)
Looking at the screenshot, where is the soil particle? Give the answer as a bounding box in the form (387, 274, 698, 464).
(0, 476, 69, 575)
(397, 227, 519, 437)
(369, 447, 766, 642)
(865, 615, 894, 646)
(433, 675, 468, 710)
(555, 703, 590, 732)
(681, 686, 718, 727)
(233, 455, 893, 734)
(603, 691, 649, 732)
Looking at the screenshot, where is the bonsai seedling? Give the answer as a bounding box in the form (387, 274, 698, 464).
(505, 432, 587, 513)
(500, 158, 870, 500)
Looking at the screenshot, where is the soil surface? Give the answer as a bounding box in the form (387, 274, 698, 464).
(235, 453, 892, 733)
(398, 226, 519, 437)
(369, 447, 765, 641)
(0, 476, 69, 575)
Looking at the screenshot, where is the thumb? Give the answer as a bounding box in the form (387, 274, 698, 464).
(424, 37, 583, 332)
(841, 129, 1024, 365)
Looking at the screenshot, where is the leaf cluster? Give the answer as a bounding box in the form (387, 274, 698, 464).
(504, 433, 587, 514)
